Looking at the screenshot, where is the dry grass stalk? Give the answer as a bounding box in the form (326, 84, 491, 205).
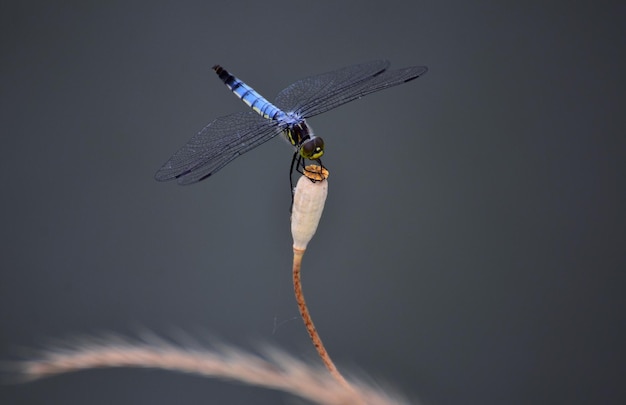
(11, 337, 412, 405)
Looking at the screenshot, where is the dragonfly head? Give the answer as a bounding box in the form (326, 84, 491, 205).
(300, 137, 325, 160)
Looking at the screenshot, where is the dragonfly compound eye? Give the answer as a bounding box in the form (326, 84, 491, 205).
(301, 138, 325, 160)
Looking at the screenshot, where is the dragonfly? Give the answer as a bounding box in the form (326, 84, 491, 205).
(155, 60, 428, 186)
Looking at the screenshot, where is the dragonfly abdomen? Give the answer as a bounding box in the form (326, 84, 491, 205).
(213, 65, 283, 120)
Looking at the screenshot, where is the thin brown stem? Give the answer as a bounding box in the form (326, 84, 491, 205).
(292, 247, 351, 390)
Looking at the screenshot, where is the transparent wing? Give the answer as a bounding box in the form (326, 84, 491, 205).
(274, 60, 428, 118)
(155, 111, 283, 185)
(274, 60, 389, 116)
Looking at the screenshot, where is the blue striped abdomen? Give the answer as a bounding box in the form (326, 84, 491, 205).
(213, 65, 284, 121)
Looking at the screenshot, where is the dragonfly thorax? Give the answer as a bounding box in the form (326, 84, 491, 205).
(284, 121, 325, 160)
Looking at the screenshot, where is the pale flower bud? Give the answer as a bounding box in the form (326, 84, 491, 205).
(291, 166, 329, 252)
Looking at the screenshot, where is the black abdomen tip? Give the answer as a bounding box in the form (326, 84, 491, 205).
(213, 65, 231, 83)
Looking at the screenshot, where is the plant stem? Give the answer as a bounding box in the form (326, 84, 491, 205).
(292, 247, 351, 390)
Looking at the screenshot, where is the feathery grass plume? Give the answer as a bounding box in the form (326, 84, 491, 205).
(8, 335, 413, 405)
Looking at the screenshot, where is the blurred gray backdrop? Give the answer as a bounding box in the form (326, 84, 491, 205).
(1, 1, 624, 404)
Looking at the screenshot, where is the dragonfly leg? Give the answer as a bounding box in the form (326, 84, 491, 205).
(290, 152, 300, 191)
(296, 155, 306, 176)
(302, 158, 324, 183)
(289, 152, 301, 211)
(316, 158, 325, 174)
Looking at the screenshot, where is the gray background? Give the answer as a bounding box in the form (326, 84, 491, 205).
(1, 1, 624, 404)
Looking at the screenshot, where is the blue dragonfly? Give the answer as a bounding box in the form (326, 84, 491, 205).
(155, 60, 428, 185)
